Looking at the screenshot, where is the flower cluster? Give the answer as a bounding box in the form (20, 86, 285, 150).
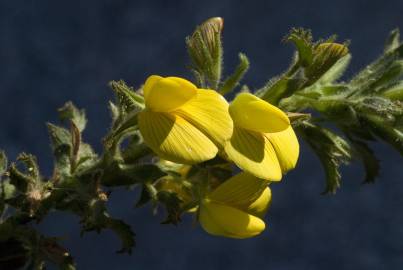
(138, 75, 299, 238)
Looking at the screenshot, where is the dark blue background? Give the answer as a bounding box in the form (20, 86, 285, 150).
(1, 0, 403, 269)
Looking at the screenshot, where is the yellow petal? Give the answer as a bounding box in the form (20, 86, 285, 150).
(143, 76, 197, 112)
(138, 110, 217, 164)
(176, 89, 233, 146)
(245, 187, 272, 218)
(199, 200, 265, 239)
(229, 93, 290, 133)
(209, 172, 267, 207)
(224, 127, 282, 181)
(265, 126, 299, 173)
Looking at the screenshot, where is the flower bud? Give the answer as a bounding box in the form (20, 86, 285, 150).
(186, 17, 224, 88)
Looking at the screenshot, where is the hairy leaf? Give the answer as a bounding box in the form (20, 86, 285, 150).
(58, 102, 87, 132)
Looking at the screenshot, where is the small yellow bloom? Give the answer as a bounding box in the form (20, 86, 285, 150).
(224, 93, 299, 181)
(138, 75, 233, 164)
(199, 172, 271, 239)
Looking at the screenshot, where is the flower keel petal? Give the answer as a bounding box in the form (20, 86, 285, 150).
(265, 126, 299, 173)
(199, 201, 265, 239)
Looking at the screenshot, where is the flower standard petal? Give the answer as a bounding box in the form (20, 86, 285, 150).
(176, 89, 233, 146)
(143, 76, 197, 112)
(229, 93, 290, 133)
(138, 110, 218, 164)
(265, 126, 300, 173)
(199, 200, 266, 239)
(224, 127, 282, 181)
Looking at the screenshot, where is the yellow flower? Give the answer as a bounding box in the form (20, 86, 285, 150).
(224, 93, 299, 181)
(138, 75, 233, 164)
(199, 172, 271, 239)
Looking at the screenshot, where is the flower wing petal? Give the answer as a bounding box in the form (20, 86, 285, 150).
(265, 126, 299, 173)
(244, 187, 272, 218)
(143, 76, 197, 112)
(224, 127, 282, 181)
(229, 93, 290, 133)
(199, 200, 265, 239)
(138, 110, 217, 164)
(210, 172, 267, 207)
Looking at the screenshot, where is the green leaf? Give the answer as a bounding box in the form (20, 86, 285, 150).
(219, 53, 250, 95)
(350, 139, 380, 183)
(1, 180, 16, 201)
(108, 101, 120, 126)
(121, 135, 152, 163)
(17, 153, 40, 180)
(8, 153, 42, 193)
(135, 184, 152, 208)
(317, 54, 351, 84)
(259, 76, 303, 105)
(0, 151, 11, 219)
(384, 28, 400, 53)
(121, 164, 166, 183)
(363, 60, 403, 93)
(75, 143, 98, 173)
(382, 81, 403, 100)
(0, 220, 75, 270)
(364, 114, 403, 154)
(47, 123, 72, 176)
(297, 122, 352, 194)
(288, 112, 311, 127)
(58, 102, 87, 132)
(350, 43, 403, 96)
(104, 218, 136, 254)
(109, 80, 145, 116)
(157, 191, 183, 225)
(0, 151, 7, 176)
(80, 199, 136, 254)
(0, 238, 29, 270)
(285, 28, 314, 67)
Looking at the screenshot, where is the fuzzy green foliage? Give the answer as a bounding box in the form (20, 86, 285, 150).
(0, 19, 401, 269)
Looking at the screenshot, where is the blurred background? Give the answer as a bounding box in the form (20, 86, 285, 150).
(1, 0, 403, 269)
